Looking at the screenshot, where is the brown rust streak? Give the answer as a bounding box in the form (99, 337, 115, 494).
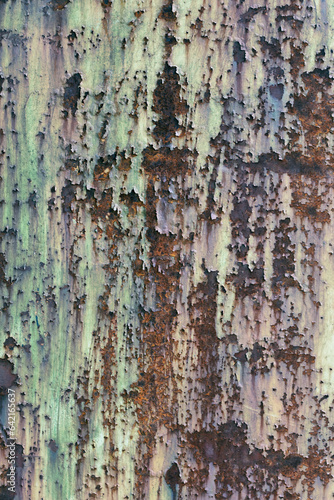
(131, 56, 193, 496)
(132, 174, 181, 495)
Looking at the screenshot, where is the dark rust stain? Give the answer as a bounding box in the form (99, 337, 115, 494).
(61, 179, 78, 213)
(63, 73, 82, 117)
(94, 153, 116, 181)
(290, 178, 330, 224)
(0, 358, 16, 395)
(269, 83, 284, 100)
(0, 487, 15, 500)
(3, 337, 17, 351)
(187, 420, 331, 498)
(48, 439, 58, 453)
(239, 6, 267, 25)
(50, 0, 71, 11)
(152, 63, 189, 143)
(238, 152, 326, 176)
(233, 41, 246, 63)
(158, 0, 177, 22)
(165, 462, 181, 500)
(142, 146, 195, 178)
(272, 218, 297, 292)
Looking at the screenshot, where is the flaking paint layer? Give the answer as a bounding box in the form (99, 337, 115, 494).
(0, 0, 334, 499)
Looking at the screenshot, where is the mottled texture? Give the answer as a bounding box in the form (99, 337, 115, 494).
(0, 0, 334, 499)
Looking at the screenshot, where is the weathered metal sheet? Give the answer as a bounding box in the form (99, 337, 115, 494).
(0, 0, 334, 498)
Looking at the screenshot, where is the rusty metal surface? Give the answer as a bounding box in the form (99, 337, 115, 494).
(0, 0, 334, 498)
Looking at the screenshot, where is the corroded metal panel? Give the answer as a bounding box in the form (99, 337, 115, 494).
(0, 0, 334, 499)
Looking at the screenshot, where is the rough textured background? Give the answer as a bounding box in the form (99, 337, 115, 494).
(0, 0, 334, 498)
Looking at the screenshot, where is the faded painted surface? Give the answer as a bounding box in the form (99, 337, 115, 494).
(0, 0, 334, 498)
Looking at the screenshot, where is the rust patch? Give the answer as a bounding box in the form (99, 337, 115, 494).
(152, 63, 189, 143)
(63, 73, 82, 117)
(0, 359, 16, 395)
(61, 179, 78, 213)
(48, 439, 58, 452)
(118, 152, 133, 172)
(269, 83, 284, 100)
(142, 146, 195, 178)
(290, 68, 334, 144)
(238, 152, 326, 176)
(239, 6, 267, 25)
(187, 265, 223, 424)
(88, 155, 124, 441)
(187, 420, 331, 498)
(271, 342, 315, 373)
(290, 177, 330, 224)
(3, 337, 17, 351)
(272, 218, 297, 292)
(165, 462, 181, 500)
(259, 36, 282, 59)
(50, 0, 71, 10)
(189, 266, 219, 354)
(227, 262, 265, 298)
(93, 154, 116, 181)
(90, 188, 113, 223)
(0, 252, 9, 286)
(158, 0, 176, 22)
(226, 170, 266, 298)
(130, 61, 195, 490)
(120, 189, 143, 216)
(0, 486, 15, 499)
(233, 41, 246, 63)
(289, 43, 306, 83)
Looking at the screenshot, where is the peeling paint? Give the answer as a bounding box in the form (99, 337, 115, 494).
(0, 0, 334, 498)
